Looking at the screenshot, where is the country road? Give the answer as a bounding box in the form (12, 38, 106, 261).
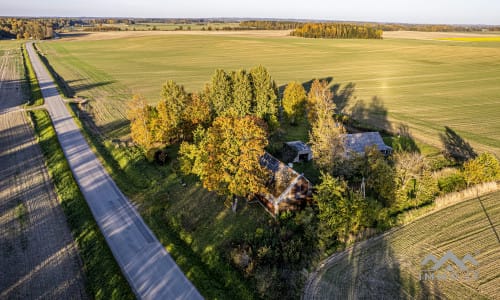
(25, 42, 202, 299)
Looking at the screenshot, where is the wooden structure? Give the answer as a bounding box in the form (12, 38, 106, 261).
(257, 152, 312, 215)
(343, 132, 392, 156)
(282, 141, 313, 163)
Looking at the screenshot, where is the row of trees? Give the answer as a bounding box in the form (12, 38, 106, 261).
(291, 23, 383, 39)
(0, 18, 54, 40)
(239, 21, 299, 30)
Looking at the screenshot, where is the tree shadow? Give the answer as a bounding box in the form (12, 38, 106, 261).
(350, 96, 392, 133)
(331, 82, 356, 115)
(439, 126, 476, 163)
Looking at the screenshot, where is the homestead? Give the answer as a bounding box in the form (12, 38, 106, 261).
(257, 152, 312, 215)
(343, 132, 392, 156)
(282, 141, 313, 163)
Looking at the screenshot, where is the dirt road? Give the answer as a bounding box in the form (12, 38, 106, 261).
(0, 46, 87, 299)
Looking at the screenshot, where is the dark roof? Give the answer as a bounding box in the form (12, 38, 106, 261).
(284, 141, 311, 152)
(343, 132, 392, 153)
(259, 152, 299, 197)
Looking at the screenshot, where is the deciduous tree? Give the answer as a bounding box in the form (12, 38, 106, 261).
(463, 152, 500, 185)
(282, 81, 306, 125)
(231, 70, 253, 117)
(127, 94, 156, 151)
(209, 69, 233, 116)
(156, 80, 188, 144)
(250, 66, 279, 128)
(179, 116, 269, 199)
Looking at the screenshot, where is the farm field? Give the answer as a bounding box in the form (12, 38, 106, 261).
(37, 31, 500, 156)
(303, 191, 500, 299)
(0, 42, 87, 299)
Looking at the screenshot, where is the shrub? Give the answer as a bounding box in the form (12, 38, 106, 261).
(438, 173, 467, 193)
(463, 152, 500, 185)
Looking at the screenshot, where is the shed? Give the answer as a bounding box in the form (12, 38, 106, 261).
(282, 141, 313, 163)
(343, 132, 392, 156)
(257, 152, 312, 215)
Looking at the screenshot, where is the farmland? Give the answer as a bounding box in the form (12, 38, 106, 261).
(303, 190, 500, 299)
(37, 31, 500, 156)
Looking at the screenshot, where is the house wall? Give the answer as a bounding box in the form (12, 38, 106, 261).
(277, 177, 311, 212)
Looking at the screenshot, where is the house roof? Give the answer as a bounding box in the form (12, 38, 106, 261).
(284, 141, 311, 153)
(259, 152, 300, 198)
(343, 132, 392, 154)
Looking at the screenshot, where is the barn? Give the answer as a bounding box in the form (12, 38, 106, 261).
(257, 152, 312, 216)
(282, 141, 313, 163)
(343, 132, 392, 156)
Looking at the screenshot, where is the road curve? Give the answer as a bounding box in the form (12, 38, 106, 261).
(25, 42, 203, 300)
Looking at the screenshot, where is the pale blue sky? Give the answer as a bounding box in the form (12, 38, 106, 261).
(2, 0, 499, 25)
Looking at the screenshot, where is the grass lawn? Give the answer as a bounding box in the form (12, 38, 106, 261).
(307, 191, 500, 299)
(37, 33, 500, 156)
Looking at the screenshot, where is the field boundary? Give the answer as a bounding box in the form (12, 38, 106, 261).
(21, 44, 43, 106)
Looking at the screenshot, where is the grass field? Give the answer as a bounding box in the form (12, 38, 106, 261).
(304, 191, 500, 299)
(37, 32, 500, 156)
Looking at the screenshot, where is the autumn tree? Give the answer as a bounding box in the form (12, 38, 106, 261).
(250, 65, 279, 128)
(231, 70, 253, 117)
(463, 152, 500, 186)
(282, 81, 307, 125)
(179, 116, 269, 199)
(364, 146, 396, 207)
(183, 92, 212, 135)
(127, 94, 156, 151)
(155, 80, 188, 145)
(308, 79, 344, 173)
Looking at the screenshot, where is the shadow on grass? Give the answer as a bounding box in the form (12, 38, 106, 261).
(439, 126, 476, 164)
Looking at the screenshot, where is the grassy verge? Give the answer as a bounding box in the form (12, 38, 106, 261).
(28, 109, 134, 300)
(22, 44, 43, 106)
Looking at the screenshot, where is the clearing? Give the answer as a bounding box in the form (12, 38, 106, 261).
(0, 42, 87, 299)
(303, 191, 500, 299)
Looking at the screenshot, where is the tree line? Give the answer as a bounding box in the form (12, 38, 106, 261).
(291, 23, 383, 39)
(0, 18, 54, 40)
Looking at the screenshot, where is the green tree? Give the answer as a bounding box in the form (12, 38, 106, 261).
(231, 70, 253, 117)
(179, 116, 269, 199)
(463, 152, 500, 185)
(182, 92, 212, 138)
(282, 81, 306, 125)
(249, 66, 278, 128)
(155, 80, 188, 144)
(315, 173, 367, 245)
(209, 69, 233, 116)
(364, 147, 396, 207)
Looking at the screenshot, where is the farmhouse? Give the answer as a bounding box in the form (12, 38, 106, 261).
(282, 141, 313, 163)
(257, 152, 312, 215)
(343, 132, 392, 156)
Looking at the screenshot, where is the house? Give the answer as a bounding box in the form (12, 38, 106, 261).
(282, 141, 313, 163)
(257, 152, 312, 215)
(343, 132, 392, 156)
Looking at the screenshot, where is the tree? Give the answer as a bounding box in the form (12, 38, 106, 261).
(250, 66, 279, 128)
(155, 80, 188, 145)
(315, 173, 367, 244)
(127, 94, 156, 151)
(179, 116, 269, 199)
(307, 79, 332, 124)
(364, 147, 396, 207)
(231, 70, 253, 117)
(182, 92, 212, 135)
(209, 69, 233, 116)
(282, 81, 306, 125)
(308, 79, 344, 173)
(463, 152, 500, 186)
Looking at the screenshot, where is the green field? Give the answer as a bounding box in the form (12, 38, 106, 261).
(305, 191, 500, 299)
(37, 33, 500, 156)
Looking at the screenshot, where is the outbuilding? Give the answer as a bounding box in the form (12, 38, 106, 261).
(343, 132, 392, 156)
(282, 141, 313, 163)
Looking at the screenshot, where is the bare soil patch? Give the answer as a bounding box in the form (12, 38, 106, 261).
(0, 47, 87, 299)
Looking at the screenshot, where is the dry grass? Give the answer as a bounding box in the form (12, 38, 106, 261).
(383, 31, 500, 40)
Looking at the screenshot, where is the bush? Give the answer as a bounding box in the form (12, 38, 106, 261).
(463, 152, 500, 185)
(438, 173, 467, 193)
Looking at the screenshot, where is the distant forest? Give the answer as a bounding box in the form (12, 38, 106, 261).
(291, 23, 383, 39)
(1, 17, 500, 40)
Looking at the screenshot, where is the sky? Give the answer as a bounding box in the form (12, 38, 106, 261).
(2, 0, 499, 25)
